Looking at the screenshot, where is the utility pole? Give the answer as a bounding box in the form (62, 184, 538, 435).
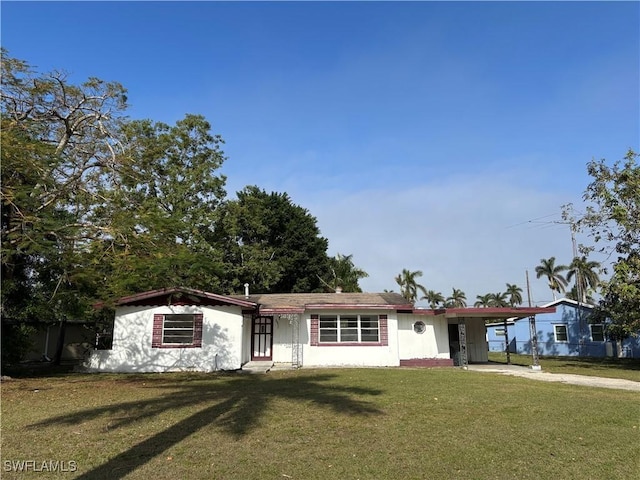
(526, 270, 541, 370)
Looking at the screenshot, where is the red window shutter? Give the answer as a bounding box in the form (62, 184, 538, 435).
(379, 315, 388, 346)
(310, 314, 319, 346)
(152, 314, 164, 348)
(193, 313, 203, 347)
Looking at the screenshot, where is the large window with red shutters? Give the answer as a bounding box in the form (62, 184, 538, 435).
(152, 313, 203, 348)
(310, 314, 388, 346)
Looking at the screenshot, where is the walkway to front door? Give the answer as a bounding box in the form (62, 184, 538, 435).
(251, 316, 273, 361)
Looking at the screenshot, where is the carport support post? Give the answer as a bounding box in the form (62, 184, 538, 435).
(458, 319, 468, 369)
(503, 318, 511, 364)
(528, 315, 541, 371)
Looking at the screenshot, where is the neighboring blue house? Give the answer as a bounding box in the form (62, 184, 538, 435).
(486, 298, 640, 359)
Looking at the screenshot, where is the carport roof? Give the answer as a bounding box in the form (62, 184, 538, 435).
(414, 306, 556, 319)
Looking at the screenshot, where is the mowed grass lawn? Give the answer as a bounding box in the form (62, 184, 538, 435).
(2, 368, 639, 480)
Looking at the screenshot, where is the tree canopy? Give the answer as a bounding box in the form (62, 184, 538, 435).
(1, 51, 369, 364)
(572, 149, 640, 338)
(212, 186, 331, 294)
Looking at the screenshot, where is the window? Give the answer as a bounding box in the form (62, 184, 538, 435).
(163, 314, 195, 344)
(590, 324, 605, 342)
(152, 313, 203, 348)
(554, 324, 568, 343)
(319, 314, 380, 343)
(413, 321, 426, 334)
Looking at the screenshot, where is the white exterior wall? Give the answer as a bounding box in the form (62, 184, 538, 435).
(397, 314, 450, 360)
(301, 310, 400, 367)
(463, 319, 489, 363)
(271, 315, 296, 363)
(85, 304, 244, 373)
(241, 314, 298, 364)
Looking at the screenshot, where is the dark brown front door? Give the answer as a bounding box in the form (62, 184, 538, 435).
(251, 316, 273, 361)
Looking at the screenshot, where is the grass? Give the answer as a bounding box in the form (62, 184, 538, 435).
(487, 352, 640, 382)
(1, 368, 639, 480)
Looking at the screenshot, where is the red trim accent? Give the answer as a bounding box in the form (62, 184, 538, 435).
(400, 358, 454, 367)
(251, 316, 273, 361)
(153, 344, 203, 349)
(310, 315, 319, 346)
(151, 312, 203, 349)
(379, 314, 388, 346)
(152, 314, 163, 348)
(193, 313, 203, 347)
(316, 342, 386, 347)
(412, 306, 556, 318)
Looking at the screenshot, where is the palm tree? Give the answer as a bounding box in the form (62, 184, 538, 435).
(445, 287, 467, 308)
(566, 256, 600, 304)
(422, 290, 445, 309)
(474, 294, 493, 307)
(488, 292, 509, 307)
(394, 269, 427, 303)
(505, 283, 523, 307)
(535, 257, 568, 300)
(566, 285, 596, 305)
(320, 253, 369, 293)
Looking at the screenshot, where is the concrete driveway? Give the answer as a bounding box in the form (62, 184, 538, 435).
(467, 363, 640, 392)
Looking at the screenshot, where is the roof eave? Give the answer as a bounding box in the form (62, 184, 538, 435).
(111, 287, 258, 308)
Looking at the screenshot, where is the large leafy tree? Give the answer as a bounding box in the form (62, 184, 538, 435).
(1, 52, 231, 364)
(572, 149, 640, 339)
(1, 51, 129, 363)
(394, 269, 426, 303)
(1, 51, 127, 321)
(213, 186, 330, 293)
(535, 257, 568, 300)
(95, 114, 228, 300)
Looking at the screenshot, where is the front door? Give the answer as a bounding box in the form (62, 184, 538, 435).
(251, 316, 273, 361)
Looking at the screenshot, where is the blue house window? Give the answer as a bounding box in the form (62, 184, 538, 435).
(590, 324, 605, 342)
(553, 325, 568, 343)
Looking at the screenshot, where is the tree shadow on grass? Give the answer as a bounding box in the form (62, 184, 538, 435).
(29, 372, 383, 479)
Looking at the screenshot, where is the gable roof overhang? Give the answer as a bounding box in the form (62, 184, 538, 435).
(540, 297, 595, 309)
(102, 287, 258, 309)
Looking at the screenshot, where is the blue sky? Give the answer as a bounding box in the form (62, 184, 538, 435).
(3, 1, 639, 304)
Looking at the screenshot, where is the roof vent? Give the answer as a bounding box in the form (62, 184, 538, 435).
(244, 283, 250, 298)
(335, 287, 343, 293)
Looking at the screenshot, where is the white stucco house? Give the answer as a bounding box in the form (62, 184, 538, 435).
(85, 287, 554, 373)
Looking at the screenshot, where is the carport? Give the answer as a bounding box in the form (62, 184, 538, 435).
(438, 307, 556, 368)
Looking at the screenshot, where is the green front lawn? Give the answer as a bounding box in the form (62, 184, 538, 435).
(1, 368, 638, 479)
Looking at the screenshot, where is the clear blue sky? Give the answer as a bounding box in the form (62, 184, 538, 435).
(3, 1, 639, 303)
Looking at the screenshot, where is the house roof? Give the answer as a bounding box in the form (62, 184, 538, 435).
(111, 287, 257, 309)
(233, 292, 414, 314)
(540, 297, 595, 309)
(104, 288, 557, 319)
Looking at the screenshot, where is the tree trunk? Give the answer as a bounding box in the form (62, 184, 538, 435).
(53, 319, 67, 366)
